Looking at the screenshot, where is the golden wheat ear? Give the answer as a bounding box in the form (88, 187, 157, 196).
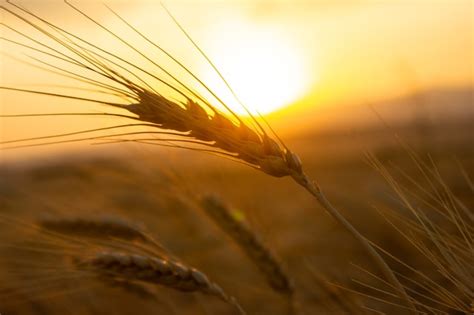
(1, 1, 305, 179)
(1, 2, 416, 312)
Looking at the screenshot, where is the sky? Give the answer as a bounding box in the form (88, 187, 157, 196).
(0, 0, 473, 157)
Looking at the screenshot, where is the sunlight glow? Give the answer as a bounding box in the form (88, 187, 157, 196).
(201, 20, 312, 115)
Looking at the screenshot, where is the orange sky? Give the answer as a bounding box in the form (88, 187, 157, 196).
(1, 0, 472, 158)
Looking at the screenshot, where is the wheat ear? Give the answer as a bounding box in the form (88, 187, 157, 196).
(0, 2, 414, 312)
(38, 216, 150, 243)
(202, 196, 293, 295)
(77, 251, 246, 315)
(37, 215, 175, 261)
(202, 196, 299, 314)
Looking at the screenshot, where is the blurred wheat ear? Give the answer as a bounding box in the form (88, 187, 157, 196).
(0, 1, 415, 312)
(38, 216, 151, 243)
(202, 195, 293, 295)
(201, 195, 299, 314)
(37, 215, 174, 259)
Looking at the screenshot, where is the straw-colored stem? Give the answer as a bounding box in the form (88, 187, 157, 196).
(295, 174, 417, 314)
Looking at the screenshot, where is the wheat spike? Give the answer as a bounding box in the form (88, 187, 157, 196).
(0, 2, 305, 181)
(77, 251, 246, 314)
(38, 216, 150, 243)
(124, 91, 303, 179)
(202, 196, 293, 295)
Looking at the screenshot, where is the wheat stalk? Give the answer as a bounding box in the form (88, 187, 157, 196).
(0, 2, 415, 312)
(77, 251, 246, 314)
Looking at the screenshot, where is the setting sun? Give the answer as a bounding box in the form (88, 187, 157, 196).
(201, 20, 312, 115)
(1, 1, 473, 314)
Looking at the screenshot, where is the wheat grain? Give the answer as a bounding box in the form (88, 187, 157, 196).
(97, 276, 158, 301)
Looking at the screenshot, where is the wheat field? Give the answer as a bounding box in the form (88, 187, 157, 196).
(0, 1, 473, 314)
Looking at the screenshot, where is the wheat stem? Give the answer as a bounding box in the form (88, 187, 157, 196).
(293, 173, 417, 314)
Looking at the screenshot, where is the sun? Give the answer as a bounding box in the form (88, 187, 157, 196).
(200, 21, 311, 116)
